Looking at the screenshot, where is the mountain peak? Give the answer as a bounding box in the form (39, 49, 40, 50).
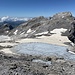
(53, 12, 72, 19)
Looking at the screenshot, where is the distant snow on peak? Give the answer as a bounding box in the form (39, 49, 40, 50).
(0, 16, 31, 22)
(1, 16, 9, 22)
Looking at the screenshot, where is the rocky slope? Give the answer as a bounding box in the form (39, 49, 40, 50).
(0, 23, 13, 35)
(8, 12, 75, 39)
(0, 16, 31, 35)
(0, 52, 75, 75)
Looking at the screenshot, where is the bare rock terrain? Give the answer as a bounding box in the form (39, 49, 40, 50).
(0, 52, 75, 75)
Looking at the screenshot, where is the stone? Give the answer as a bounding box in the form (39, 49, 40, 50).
(68, 22, 75, 43)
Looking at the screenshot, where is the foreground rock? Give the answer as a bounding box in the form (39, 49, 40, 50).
(0, 52, 75, 75)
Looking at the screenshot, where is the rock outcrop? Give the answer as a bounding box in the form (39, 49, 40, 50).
(52, 12, 72, 19)
(68, 22, 75, 43)
(0, 23, 13, 35)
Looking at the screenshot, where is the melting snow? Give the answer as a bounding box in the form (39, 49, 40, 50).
(50, 28, 67, 34)
(14, 30, 18, 35)
(0, 35, 11, 41)
(32, 59, 51, 65)
(35, 31, 48, 35)
(11, 42, 75, 60)
(27, 29, 32, 33)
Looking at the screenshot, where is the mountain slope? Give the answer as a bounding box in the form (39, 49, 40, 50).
(8, 12, 75, 38)
(0, 17, 32, 35)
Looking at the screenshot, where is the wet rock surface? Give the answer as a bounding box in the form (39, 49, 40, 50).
(0, 52, 75, 75)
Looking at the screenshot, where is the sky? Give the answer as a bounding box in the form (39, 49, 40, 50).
(0, 0, 75, 17)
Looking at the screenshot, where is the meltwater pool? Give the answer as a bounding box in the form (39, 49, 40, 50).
(11, 42, 75, 60)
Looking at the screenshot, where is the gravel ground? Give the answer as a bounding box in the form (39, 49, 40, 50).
(0, 52, 75, 75)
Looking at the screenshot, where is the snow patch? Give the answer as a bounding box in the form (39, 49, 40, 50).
(50, 28, 67, 34)
(32, 59, 51, 65)
(68, 51, 75, 55)
(62, 16, 65, 18)
(20, 32, 25, 35)
(14, 30, 18, 35)
(27, 29, 32, 33)
(5, 31, 9, 33)
(35, 31, 48, 35)
(0, 35, 11, 41)
(25, 34, 28, 37)
(70, 42, 75, 46)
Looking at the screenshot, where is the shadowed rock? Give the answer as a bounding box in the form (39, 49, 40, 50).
(68, 22, 75, 44)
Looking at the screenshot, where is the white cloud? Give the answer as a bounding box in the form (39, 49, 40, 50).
(0, 16, 31, 22)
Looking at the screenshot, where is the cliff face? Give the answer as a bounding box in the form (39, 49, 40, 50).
(68, 22, 75, 43)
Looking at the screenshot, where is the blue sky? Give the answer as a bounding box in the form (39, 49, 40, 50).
(0, 0, 75, 17)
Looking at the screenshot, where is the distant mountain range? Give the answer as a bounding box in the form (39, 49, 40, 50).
(0, 16, 32, 28)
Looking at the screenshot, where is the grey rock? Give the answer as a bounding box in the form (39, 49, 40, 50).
(8, 12, 74, 39)
(68, 22, 75, 43)
(0, 52, 75, 75)
(52, 12, 72, 19)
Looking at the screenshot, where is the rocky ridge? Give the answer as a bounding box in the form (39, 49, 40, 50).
(8, 12, 75, 39)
